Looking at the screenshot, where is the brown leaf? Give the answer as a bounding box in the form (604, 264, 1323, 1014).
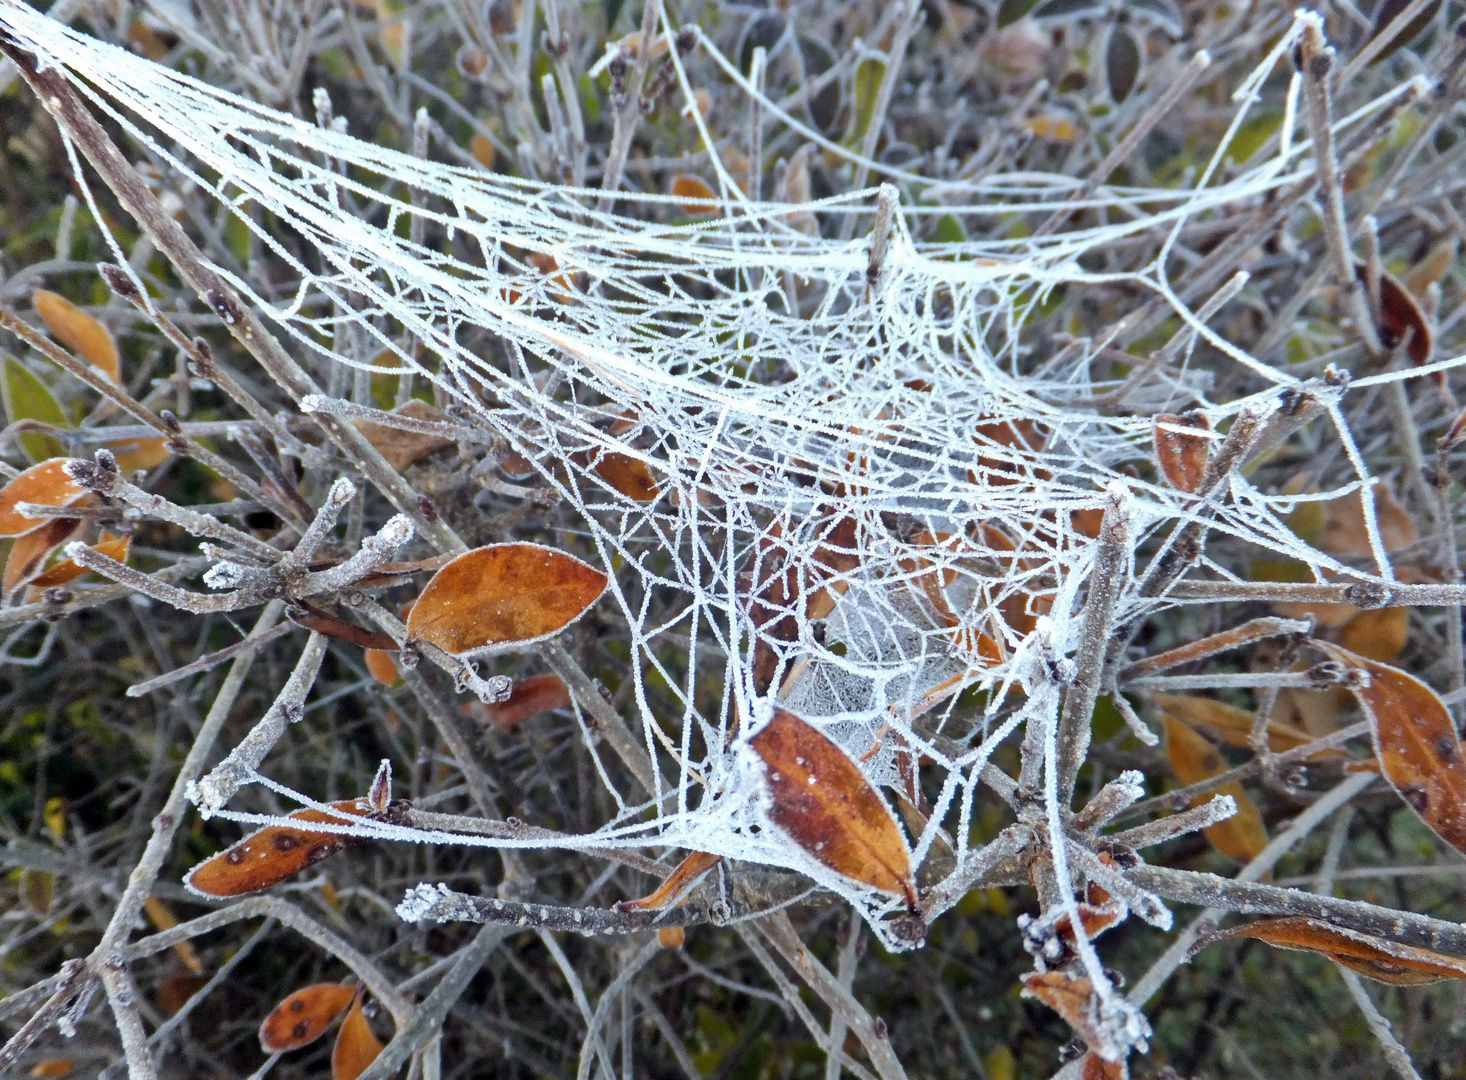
(259, 983, 357, 1052)
(1152, 411, 1210, 494)
(467, 672, 571, 728)
(332, 992, 384, 1080)
(142, 895, 203, 974)
(185, 800, 384, 897)
(971, 416, 1049, 487)
(593, 451, 660, 502)
(1021, 971, 1101, 1047)
(1081, 1051, 1128, 1080)
(1162, 715, 1268, 863)
(108, 436, 170, 474)
(1151, 692, 1314, 753)
(1405, 236, 1458, 299)
(0, 460, 86, 537)
(1199, 915, 1466, 985)
(32, 288, 120, 382)
(1338, 606, 1410, 662)
(153, 973, 209, 1018)
(671, 173, 717, 215)
(28, 1060, 73, 1078)
(406, 543, 608, 656)
(3, 516, 81, 600)
(618, 850, 722, 911)
(1366, 0, 1442, 65)
(364, 648, 400, 686)
(1357, 264, 1433, 366)
(288, 603, 400, 651)
(1311, 641, 1466, 855)
(1319, 480, 1418, 557)
(353, 400, 453, 471)
(657, 926, 686, 949)
(26, 532, 131, 592)
(750, 707, 916, 907)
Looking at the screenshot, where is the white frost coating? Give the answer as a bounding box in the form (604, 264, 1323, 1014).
(396, 883, 454, 922)
(0, 6, 1425, 948)
(202, 561, 249, 590)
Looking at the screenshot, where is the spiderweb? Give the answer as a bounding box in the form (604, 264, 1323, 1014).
(0, 4, 1433, 951)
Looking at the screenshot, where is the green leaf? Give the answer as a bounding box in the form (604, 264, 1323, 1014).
(2, 356, 68, 462)
(849, 58, 886, 145)
(931, 214, 967, 244)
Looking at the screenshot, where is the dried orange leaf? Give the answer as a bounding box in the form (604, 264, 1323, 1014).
(671, 173, 717, 215)
(142, 895, 203, 974)
(1152, 411, 1210, 494)
(185, 800, 380, 898)
(28, 1059, 73, 1077)
(364, 648, 400, 686)
(470, 132, 496, 169)
(27, 532, 130, 591)
(594, 451, 660, 502)
(32, 288, 119, 382)
(259, 983, 357, 1052)
(3, 516, 81, 600)
(107, 436, 170, 474)
(619, 850, 722, 911)
(1319, 480, 1417, 558)
(1162, 715, 1267, 862)
(1338, 606, 1409, 662)
(469, 672, 571, 728)
(750, 707, 916, 907)
(353, 400, 453, 471)
(0, 459, 86, 537)
(406, 542, 608, 656)
(1021, 971, 1102, 1048)
(332, 993, 384, 1080)
(1311, 641, 1466, 855)
(1151, 692, 1314, 753)
(658, 926, 686, 949)
(1199, 915, 1466, 985)
(1081, 1051, 1128, 1080)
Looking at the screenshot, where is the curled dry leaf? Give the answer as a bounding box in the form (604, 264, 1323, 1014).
(1311, 641, 1466, 855)
(1196, 916, 1466, 985)
(28, 1061, 73, 1078)
(352, 399, 453, 471)
(406, 542, 608, 656)
(259, 983, 357, 1052)
(185, 799, 396, 897)
(32, 288, 120, 382)
(332, 992, 385, 1080)
(670, 173, 718, 215)
(1357, 264, 1433, 366)
(288, 603, 400, 651)
(0, 459, 86, 537)
(1021, 971, 1103, 1049)
(3, 516, 81, 601)
(467, 672, 570, 728)
(1152, 411, 1210, 494)
(25, 532, 131, 592)
(749, 707, 916, 908)
(618, 850, 722, 911)
(1162, 715, 1267, 863)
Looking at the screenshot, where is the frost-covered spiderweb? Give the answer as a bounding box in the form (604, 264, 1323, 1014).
(1, 4, 1435, 947)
